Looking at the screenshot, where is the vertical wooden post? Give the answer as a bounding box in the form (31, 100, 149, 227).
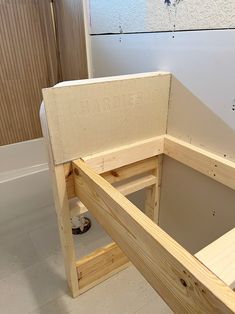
(144, 155, 163, 223)
(40, 106, 79, 297)
(53, 165, 79, 297)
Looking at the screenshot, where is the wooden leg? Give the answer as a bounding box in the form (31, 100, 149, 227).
(53, 165, 79, 297)
(144, 155, 163, 223)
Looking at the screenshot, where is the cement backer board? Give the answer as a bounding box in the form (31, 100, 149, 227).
(161, 63, 235, 252)
(161, 77, 235, 253)
(160, 156, 235, 254)
(167, 77, 235, 162)
(91, 30, 235, 253)
(91, 30, 235, 134)
(42, 72, 171, 164)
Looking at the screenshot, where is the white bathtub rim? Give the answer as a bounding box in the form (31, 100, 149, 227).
(0, 163, 49, 183)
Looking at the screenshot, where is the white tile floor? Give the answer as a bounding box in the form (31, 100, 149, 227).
(0, 205, 172, 314)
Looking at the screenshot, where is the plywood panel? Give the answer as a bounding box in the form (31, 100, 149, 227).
(54, 0, 88, 80)
(0, 0, 58, 145)
(42, 72, 171, 164)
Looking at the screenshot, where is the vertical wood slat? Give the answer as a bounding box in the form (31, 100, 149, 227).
(54, 0, 88, 80)
(38, 0, 61, 85)
(0, 0, 58, 145)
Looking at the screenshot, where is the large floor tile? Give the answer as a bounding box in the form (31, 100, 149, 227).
(0, 252, 66, 314)
(29, 214, 60, 260)
(31, 266, 170, 314)
(134, 293, 173, 314)
(0, 232, 39, 281)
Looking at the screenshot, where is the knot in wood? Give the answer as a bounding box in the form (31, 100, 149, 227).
(180, 278, 187, 287)
(110, 170, 119, 177)
(74, 168, 80, 176)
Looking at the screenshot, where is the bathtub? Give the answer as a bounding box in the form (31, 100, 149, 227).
(0, 138, 54, 236)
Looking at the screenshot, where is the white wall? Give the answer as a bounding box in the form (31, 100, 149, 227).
(89, 0, 235, 253)
(90, 0, 235, 34)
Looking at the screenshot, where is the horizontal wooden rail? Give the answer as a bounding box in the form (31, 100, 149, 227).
(70, 173, 156, 217)
(102, 156, 156, 184)
(70, 156, 158, 217)
(73, 159, 235, 313)
(83, 135, 164, 173)
(164, 135, 235, 191)
(117, 174, 156, 195)
(69, 135, 235, 218)
(64, 137, 163, 200)
(67, 133, 235, 200)
(77, 243, 129, 294)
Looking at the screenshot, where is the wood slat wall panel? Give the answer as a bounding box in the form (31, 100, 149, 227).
(38, 0, 61, 85)
(0, 0, 88, 145)
(54, 0, 88, 80)
(0, 0, 58, 145)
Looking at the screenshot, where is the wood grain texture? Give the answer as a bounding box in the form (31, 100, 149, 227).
(83, 135, 164, 174)
(54, 165, 79, 297)
(196, 228, 235, 290)
(70, 173, 157, 217)
(70, 157, 158, 217)
(38, 0, 61, 84)
(116, 174, 156, 195)
(74, 159, 235, 313)
(64, 163, 76, 199)
(101, 157, 157, 184)
(0, 0, 58, 145)
(53, 0, 88, 80)
(76, 243, 129, 293)
(144, 155, 163, 222)
(63, 136, 164, 199)
(40, 102, 79, 297)
(164, 135, 235, 191)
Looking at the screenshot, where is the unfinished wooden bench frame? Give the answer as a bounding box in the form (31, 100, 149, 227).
(40, 72, 235, 313)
